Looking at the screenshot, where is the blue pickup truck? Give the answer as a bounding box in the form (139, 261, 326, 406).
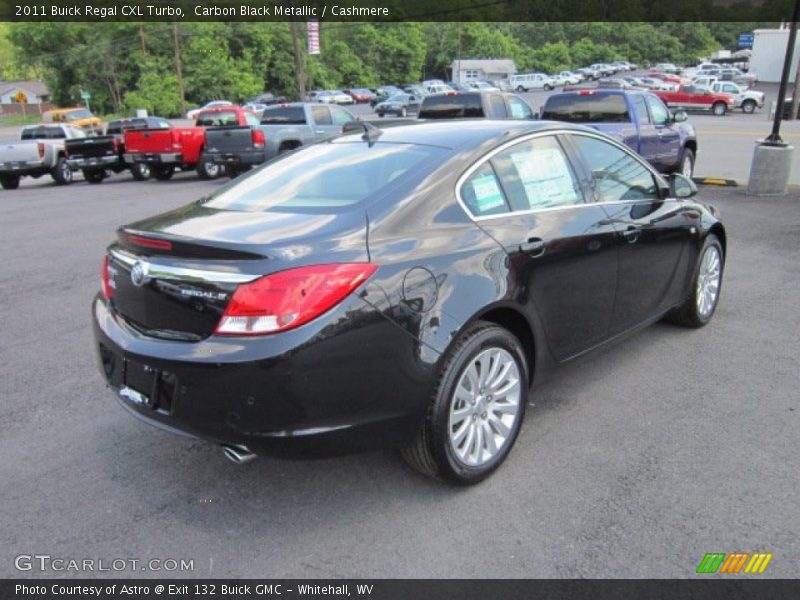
(540, 89, 697, 177)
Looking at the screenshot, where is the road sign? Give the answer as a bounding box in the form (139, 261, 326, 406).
(307, 20, 320, 55)
(14, 90, 28, 103)
(738, 34, 754, 49)
(80, 89, 91, 100)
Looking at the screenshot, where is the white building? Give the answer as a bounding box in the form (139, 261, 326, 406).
(451, 59, 517, 84)
(750, 28, 800, 83)
(0, 80, 50, 105)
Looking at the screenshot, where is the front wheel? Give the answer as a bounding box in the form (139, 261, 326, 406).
(152, 165, 175, 181)
(666, 234, 724, 328)
(130, 163, 150, 181)
(196, 159, 221, 179)
(544, 84, 553, 91)
(712, 102, 727, 116)
(677, 147, 695, 179)
(742, 99, 756, 114)
(516, 86, 525, 92)
(51, 156, 72, 185)
(401, 322, 529, 485)
(0, 174, 20, 189)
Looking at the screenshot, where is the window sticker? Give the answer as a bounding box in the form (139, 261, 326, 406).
(509, 147, 579, 208)
(470, 174, 506, 212)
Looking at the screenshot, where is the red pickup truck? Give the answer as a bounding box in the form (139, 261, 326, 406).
(654, 84, 735, 116)
(123, 106, 257, 180)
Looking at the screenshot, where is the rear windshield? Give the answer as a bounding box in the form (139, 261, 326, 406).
(21, 126, 66, 140)
(418, 94, 484, 119)
(196, 110, 240, 126)
(203, 142, 447, 212)
(541, 93, 630, 123)
(261, 106, 306, 124)
(107, 118, 149, 134)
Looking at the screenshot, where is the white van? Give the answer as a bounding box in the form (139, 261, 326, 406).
(509, 73, 554, 92)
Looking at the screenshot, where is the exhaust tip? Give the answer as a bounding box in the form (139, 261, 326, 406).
(222, 444, 257, 465)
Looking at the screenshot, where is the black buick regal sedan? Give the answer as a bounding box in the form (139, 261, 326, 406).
(93, 120, 725, 484)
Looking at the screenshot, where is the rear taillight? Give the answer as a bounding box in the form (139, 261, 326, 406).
(128, 234, 173, 250)
(215, 263, 377, 336)
(252, 128, 265, 149)
(101, 255, 115, 300)
(38, 143, 45, 159)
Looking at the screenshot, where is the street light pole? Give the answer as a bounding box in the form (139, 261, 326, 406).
(766, 0, 800, 144)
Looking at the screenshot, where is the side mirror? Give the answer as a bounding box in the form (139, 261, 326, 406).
(341, 121, 363, 134)
(669, 173, 697, 198)
(672, 110, 688, 123)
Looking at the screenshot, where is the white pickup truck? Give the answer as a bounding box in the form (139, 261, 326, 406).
(705, 81, 765, 114)
(0, 123, 85, 189)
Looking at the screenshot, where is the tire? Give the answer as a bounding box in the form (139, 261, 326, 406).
(51, 156, 72, 185)
(666, 234, 724, 328)
(676, 147, 695, 179)
(152, 165, 175, 181)
(400, 107, 407, 117)
(196, 159, 220, 180)
(377, 113, 384, 118)
(516, 86, 525, 92)
(401, 321, 529, 485)
(0, 174, 20, 190)
(83, 170, 106, 184)
(712, 102, 727, 116)
(742, 99, 756, 114)
(278, 143, 298, 155)
(130, 163, 150, 181)
(544, 84, 553, 91)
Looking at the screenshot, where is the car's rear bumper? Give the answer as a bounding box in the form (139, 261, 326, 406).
(68, 156, 119, 170)
(202, 150, 267, 168)
(91, 294, 433, 457)
(0, 160, 48, 176)
(124, 152, 183, 165)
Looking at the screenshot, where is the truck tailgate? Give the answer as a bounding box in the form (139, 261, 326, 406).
(0, 142, 40, 165)
(124, 129, 175, 153)
(205, 126, 256, 154)
(65, 136, 116, 159)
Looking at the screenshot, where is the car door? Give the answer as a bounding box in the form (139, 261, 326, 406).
(632, 93, 659, 164)
(309, 105, 338, 141)
(567, 132, 695, 334)
(458, 133, 619, 361)
(644, 94, 681, 172)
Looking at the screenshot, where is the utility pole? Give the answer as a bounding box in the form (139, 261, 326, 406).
(289, 20, 306, 100)
(791, 21, 800, 120)
(767, 1, 800, 144)
(171, 21, 186, 116)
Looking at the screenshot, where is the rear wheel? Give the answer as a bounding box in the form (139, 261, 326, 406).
(51, 156, 72, 185)
(516, 86, 525, 92)
(83, 170, 106, 184)
(196, 159, 221, 179)
(742, 99, 756, 114)
(401, 322, 529, 485)
(666, 234, 724, 328)
(152, 165, 175, 181)
(130, 163, 150, 181)
(0, 174, 20, 190)
(544, 84, 554, 91)
(712, 102, 727, 116)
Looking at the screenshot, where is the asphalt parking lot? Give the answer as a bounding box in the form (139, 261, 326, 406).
(1, 174, 798, 578)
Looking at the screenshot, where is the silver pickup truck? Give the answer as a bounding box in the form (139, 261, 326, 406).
(0, 124, 85, 189)
(202, 103, 358, 176)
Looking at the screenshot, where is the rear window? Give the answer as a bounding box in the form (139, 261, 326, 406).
(418, 94, 484, 119)
(203, 142, 447, 213)
(260, 106, 306, 124)
(196, 110, 240, 127)
(541, 93, 630, 123)
(106, 118, 150, 134)
(21, 126, 67, 140)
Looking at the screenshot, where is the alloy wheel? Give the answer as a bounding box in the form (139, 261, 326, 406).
(696, 245, 721, 318)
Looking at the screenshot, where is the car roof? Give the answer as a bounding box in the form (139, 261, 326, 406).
(336, 119, 596, 150)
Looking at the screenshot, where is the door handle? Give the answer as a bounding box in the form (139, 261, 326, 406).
(519, 238, 545, 257)
(622, 227, 640, 244)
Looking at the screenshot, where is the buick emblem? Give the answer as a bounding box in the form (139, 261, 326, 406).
(130, 260, 150, 287)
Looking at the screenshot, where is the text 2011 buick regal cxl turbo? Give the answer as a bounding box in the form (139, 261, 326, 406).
(92, 120, 725, 485)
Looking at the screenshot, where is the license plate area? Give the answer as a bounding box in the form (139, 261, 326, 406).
(122, 359, 176, 414)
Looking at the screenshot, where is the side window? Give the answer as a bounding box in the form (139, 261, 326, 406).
(646, 95, 670, 126)
(490, 136, 583, 211)
(723, 84, 738, 94)
(310, 106, 332, 126)
(461, 163, 510, 217)
(571, 135, 660, 203)
(488, 95, 508, 118)
(330, 107, 353, 126)
(632, 95, 650, 125)
(507, 96, 533, 120)
(245, 113, 260, 126)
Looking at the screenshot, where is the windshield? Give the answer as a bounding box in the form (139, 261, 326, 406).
(66, 109, 92, 121)
(203, 142, 447, 213)
(386, 94, 409, 103)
